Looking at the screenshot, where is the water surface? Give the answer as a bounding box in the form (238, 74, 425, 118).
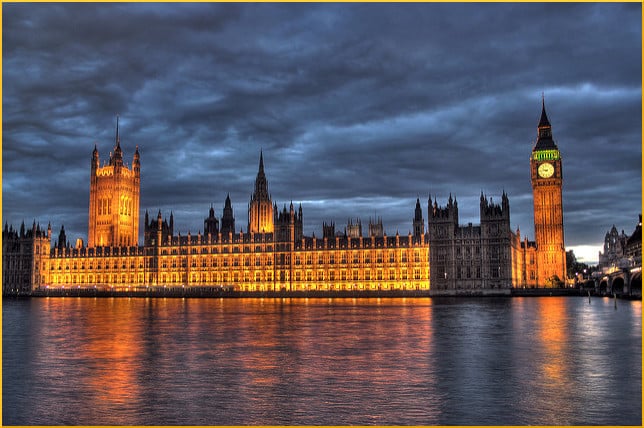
(3, 297, 641, 425)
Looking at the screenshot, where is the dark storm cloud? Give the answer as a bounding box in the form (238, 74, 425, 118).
(3, 3, 641, 262)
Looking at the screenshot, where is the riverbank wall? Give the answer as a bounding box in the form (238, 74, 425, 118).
(8, 286, 600, 299)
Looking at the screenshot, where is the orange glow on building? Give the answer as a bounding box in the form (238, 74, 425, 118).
(88, 117, 140, 248)
(530, 99, 566, 286)
(3, 102, 570, 294)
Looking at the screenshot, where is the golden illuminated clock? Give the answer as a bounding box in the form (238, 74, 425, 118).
(537, 162, 554, 178)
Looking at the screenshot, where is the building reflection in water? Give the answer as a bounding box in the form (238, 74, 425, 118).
(535, 298, 572, 396)
(11, 295, 639, 425)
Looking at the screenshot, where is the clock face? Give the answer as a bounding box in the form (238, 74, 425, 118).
(538, 162, 554, 178)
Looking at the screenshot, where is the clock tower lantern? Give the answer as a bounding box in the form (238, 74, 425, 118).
(531, 98, 566, 286)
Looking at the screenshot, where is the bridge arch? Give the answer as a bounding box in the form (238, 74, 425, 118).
(630, 272, 641, 295)
(599, 280, 608, 294)
(611, 276, 625, 295)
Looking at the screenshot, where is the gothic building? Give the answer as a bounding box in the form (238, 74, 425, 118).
(3, 101, 574, 294)
(598, 215, 642, 271)
(2, 221, 51, 294)
(88, 117, 140, 247)
(427, 193, 516, 290)
(530, 98, 566, 284)
(144, 210, 173, 246)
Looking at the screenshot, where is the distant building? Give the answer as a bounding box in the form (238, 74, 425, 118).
(2, 221, 51, 295)
(598, 215, 642, 271)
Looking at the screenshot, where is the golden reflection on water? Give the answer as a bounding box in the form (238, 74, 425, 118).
(79, 299, 143, 408)
(535, 298, 571, 395)
(5, 296, 640, 425)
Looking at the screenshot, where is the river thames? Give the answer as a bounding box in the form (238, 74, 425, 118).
(3, 296, 641, 425)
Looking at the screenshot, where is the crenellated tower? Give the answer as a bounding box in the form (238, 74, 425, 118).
(88, 116, 140, 247)
(427, 194, 459, 289)
(274, 202, 303, 242)
(530, 98, 566, 285)
(480, 192, 512, 287)
(144, 210, 173, 246)
(248, 151, 274, 234)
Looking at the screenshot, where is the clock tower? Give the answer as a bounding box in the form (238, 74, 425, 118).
(531, 98, 566, 286)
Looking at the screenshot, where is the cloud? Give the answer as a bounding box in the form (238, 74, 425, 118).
(3, 3, 641, 256)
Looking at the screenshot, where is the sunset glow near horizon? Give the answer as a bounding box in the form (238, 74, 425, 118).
(2, 3, 641, 265)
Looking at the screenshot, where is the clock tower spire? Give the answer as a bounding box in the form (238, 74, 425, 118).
(530, 97, 566, 286)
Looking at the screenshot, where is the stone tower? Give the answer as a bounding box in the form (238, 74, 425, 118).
(530, 98, 566, 286)
(248, 151, 274, 234)
(427, 194, 459, 290)
(88, 116, 140, 247)
(480, 192, 512, 288)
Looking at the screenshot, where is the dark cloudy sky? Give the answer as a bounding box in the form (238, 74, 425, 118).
(3, 3, 641, 263)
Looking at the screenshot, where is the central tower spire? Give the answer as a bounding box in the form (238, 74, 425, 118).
(248, 150, 274, 234)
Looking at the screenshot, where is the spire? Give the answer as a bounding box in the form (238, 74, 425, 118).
(534, 96, 557, 151)
(539, 94, 551, 128)
(111, 115, 123, 165)
(252, 151, 269, 201)
(115, 115, 121, 150)
(414, 198, 423, 222)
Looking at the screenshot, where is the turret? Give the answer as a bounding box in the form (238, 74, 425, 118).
(413, 197, 424, 237)
(204, 204, 219, 236)
(221, 193, 236, 235)
(133, 145, 140, 175)
(91, 144, 99, 172)
(57, 225, 67, 251)
(110, 115, 124, 167)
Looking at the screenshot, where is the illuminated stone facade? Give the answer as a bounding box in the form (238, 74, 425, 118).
(88, 117, 140, 247)
(10, 147, 429, 292)
(530, 99, 567, 285)
(3, 102, 568, 294)
(36, 218, 429, 293)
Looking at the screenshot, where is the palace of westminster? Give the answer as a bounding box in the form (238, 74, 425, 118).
(3, 102, 568, 294)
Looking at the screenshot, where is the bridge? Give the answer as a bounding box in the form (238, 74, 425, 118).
(594, 259, 641, 298)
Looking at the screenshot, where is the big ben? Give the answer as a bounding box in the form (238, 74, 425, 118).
(531, 98, 566, 286)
